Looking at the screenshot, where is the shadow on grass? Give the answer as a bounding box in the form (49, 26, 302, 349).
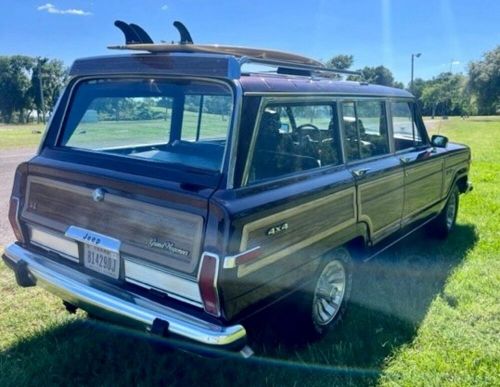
(244, 223, 478, 383)
(0, 225, 477, 386)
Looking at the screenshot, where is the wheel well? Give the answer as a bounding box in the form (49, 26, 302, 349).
(456, 175, 469, 193)
(345, 236, 366, 261)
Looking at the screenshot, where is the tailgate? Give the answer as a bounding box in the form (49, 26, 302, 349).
(23, 175, 203, 274)
(18, 158, 214, 306)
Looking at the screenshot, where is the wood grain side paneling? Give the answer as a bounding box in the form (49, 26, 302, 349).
(237, 187, 356, 277)
(358, 172, 404, 235)
(403, 159, 443, 218)
(22, 176, 203, 273)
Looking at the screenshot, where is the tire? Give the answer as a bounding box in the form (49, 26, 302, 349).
(428, 185, 459, 239)
(295, 247, 353, 339)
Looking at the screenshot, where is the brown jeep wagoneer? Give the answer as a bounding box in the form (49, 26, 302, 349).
(3, 22, 472, 356)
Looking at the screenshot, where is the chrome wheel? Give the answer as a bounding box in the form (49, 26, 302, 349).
(445, 191, 457, 230)
(312, 260, 346, 326)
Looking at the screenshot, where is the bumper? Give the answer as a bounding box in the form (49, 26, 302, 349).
(2, 243, 247, 352)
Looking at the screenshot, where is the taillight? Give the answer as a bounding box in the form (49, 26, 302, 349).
(198, 253, 221, 317)
(9, 163, 28, 244)
(8, 197, 25, 243)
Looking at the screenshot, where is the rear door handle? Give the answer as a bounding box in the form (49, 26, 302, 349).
(399, 156, 412, 164)
(352, 168, 370, 177)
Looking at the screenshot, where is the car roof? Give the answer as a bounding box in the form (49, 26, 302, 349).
(239, 74, 413, 98)
(69, 52, 413, 99)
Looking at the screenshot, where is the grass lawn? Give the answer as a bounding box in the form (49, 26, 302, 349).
(0, 123, 45, 149)
(0, 116, 499, 386)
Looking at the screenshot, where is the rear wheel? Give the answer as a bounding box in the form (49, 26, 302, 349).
(428, 185, 459, 239)
(296, 248, 352, 339)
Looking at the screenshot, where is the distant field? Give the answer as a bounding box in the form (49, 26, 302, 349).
(0, 116, 498, 386)
(0, 123, 45, 149)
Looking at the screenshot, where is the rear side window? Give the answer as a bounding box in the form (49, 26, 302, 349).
(341, 100, 389, 162)
(246, 103, 341, 184)
(392, 101, 424, 151)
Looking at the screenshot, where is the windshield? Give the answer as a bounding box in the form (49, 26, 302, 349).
(59, 78, 234, 171)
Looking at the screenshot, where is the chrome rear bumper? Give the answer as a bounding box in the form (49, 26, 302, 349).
(2, 243, 247, 351)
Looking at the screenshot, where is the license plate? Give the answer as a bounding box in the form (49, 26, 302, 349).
(83, 244, 120, 279)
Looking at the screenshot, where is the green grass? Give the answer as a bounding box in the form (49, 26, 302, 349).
(0, 116, 499, 386)
(68, 112, 230, 149)
(0, 123, 45, 149)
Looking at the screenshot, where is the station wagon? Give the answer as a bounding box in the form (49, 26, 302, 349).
(3, 22, 472, 356)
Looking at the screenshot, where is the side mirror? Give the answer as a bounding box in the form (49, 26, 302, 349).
(431, 135, 448, 148)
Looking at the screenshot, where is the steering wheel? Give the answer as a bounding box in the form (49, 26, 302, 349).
(296, 123, 321, 143)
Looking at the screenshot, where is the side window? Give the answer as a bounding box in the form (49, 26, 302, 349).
(247, 103, 341, 184)
(341, 100, 390, 162)
(392, 101, 423, 151)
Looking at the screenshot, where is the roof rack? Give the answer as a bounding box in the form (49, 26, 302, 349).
(109, 20, 362, 79)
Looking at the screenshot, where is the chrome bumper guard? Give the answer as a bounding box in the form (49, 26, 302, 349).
(2, 243, 247, 351)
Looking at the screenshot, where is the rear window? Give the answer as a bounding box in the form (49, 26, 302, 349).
(59, 78, 234, 171)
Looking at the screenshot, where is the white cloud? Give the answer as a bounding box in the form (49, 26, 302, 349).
(451, 60, 460, 65)
(37, 3, 92, 16)
(161, 4, 168, 11)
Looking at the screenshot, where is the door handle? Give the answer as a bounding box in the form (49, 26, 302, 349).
(400, 156, 412, 164)
(352, 168, 370, 177)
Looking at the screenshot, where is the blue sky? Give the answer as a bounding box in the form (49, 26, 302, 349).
(1, 0, 499, 85)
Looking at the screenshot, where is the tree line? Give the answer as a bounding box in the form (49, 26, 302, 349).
(0, 45, 498, 124)
(0, 56, 67, 124)
(326, 46, 499, 117)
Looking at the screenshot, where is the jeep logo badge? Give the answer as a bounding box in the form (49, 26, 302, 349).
(92, 188, 105, 202)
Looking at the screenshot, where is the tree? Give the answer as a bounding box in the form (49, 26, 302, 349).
(0, 56, 34, 123)
(324, 55, 354, 80)
(31, 58, 67, 123)
(325, 54, 354, 70)
(347, 65, 399, 88)
(420, 72, 468, 118)
(468, 46, 500, 114)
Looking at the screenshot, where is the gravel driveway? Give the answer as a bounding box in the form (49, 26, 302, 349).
(0, 148, 35, 247)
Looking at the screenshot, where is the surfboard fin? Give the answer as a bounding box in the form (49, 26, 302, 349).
(173, 21, 194, 44)
(114, 20, 154, 44)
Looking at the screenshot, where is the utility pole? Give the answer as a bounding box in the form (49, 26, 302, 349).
(37, 58, 46, 124)
(410, 53, 422, 94)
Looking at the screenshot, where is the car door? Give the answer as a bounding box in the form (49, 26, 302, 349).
(340, 99, 405, 243)
(215, 99, 358, 318)
(391, 101, 444, 226)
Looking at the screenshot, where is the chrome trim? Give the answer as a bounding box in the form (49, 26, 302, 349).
(29, 225, 79, 262)
(223, 246, 261, 269)
(241, 97, 266, 186)
(124, 257, 202, 306)
(3, 243, 246, 348)
(225, 80, 243, 189)
(385, 100, 396, 154)
(243, 92, 415, 99)
(54, 75, 236, 175)
(65, 226, 121, 253)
